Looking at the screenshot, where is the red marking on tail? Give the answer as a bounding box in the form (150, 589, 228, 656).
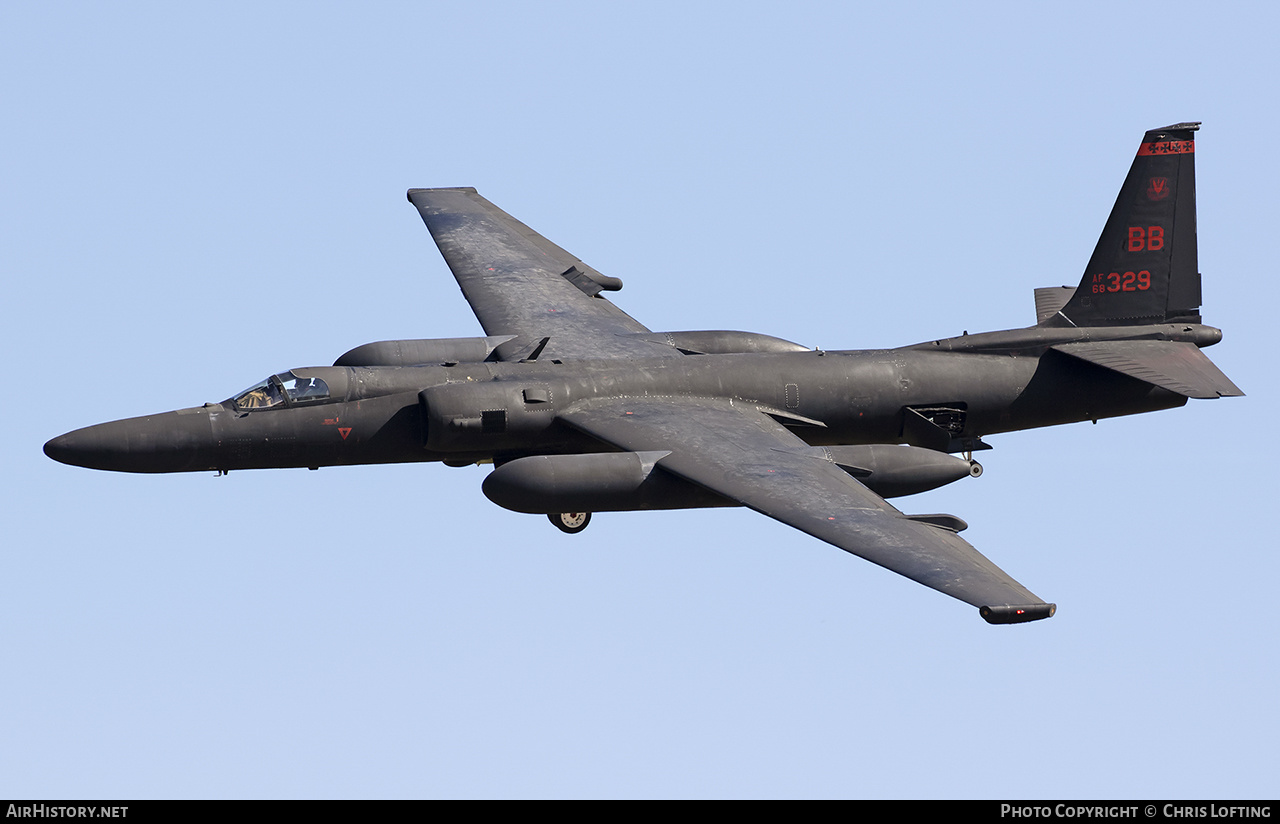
(1138, 140, 1194, 156)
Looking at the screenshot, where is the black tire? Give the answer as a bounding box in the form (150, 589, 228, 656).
(549, 512, 591, 534)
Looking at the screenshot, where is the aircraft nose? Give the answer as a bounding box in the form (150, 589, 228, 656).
(44, 409, 218, 473)
(43, 432, 84, 465)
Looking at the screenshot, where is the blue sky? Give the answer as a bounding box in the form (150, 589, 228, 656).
(3, 1, 1276, 799)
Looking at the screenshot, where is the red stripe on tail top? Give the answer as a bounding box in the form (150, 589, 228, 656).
(1138, 140, 1195, 156)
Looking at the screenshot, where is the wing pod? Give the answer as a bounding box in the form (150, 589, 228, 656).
(620, 330, 810, 355)
(482, 451, 735, 514)
(483, 444, 977, 515)
(774, 444, 978, 497)
(334, 335, 515, 367)
(823, 444, 977, 498)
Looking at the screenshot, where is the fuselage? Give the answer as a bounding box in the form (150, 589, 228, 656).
(44, 322, 1214, 475)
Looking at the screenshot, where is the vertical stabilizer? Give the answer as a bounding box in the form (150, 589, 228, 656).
(1048, 123, 1202, 327)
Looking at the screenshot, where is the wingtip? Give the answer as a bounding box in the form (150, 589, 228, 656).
(406, 186, 478, 201)
(980, 603, 1056, 624)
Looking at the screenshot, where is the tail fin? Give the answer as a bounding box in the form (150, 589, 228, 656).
(1045, 122, 1202, 327)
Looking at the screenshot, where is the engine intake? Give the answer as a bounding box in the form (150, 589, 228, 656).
(419, 381, 560, 452)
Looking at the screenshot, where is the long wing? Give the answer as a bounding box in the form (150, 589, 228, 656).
(408, 187, 679, 362)
(559, 396, 1055, 623)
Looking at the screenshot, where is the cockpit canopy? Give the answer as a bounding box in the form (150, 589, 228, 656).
(232, 370, 334, 411)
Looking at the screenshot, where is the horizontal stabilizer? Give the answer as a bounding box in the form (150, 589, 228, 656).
(1053, 340, 1243, 399)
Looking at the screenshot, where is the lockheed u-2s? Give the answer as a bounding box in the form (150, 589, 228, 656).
(45, 123, 1241, 623)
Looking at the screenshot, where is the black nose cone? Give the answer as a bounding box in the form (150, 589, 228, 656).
(44, 424, 134, 470)
(44, 410, 217, 473)
(43, 432, 84, 466)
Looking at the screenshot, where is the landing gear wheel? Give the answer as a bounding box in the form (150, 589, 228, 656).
(968, 461, 983, 478)
(549, 512, 591, 534)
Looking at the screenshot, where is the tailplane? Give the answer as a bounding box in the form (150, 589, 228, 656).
(1042, 123, 1202, 328)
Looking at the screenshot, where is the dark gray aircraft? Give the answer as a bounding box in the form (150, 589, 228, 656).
(45, 123, 1241, 623)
